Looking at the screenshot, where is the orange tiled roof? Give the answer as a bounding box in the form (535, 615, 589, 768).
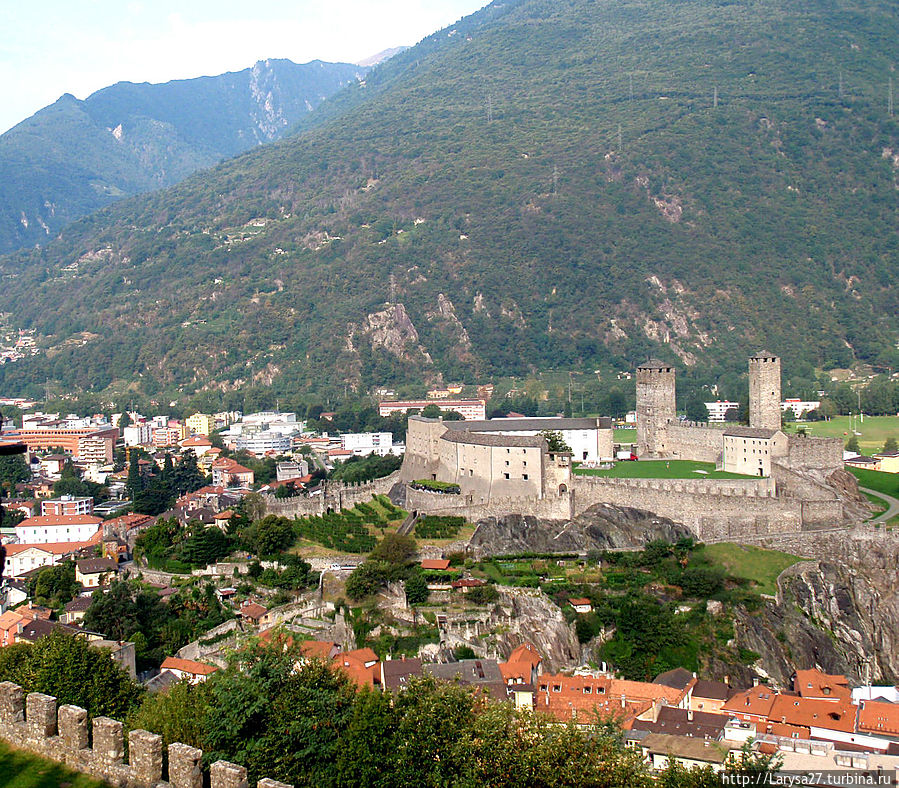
(239, 602, 267, 620)
(793, 669, 852, 702)
(3, 539, 95, 556)
(420, 559, 450, 571)
(767, 695, 857, 734)
(536, 673, 652, 724)
(858, 700, 899, 737)
(299, 640, 340, 660)
(609, 678, 687, 705)
(759, 721, 811, 739)
(722, 685, 778, 719)
(18, 514, 102, 527)
(160, 657, 218, 676)
(506, 642, 543, 669)
(0, 611, 24, 630)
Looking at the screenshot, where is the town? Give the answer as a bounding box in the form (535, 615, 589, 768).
(0, 354, 897, 786)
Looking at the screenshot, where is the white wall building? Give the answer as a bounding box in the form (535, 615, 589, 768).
(341, 432, 403, 457)
(122, 422, 153, 446)
(236, 431, 292, 456)
(782, 399, 821, 418)
(15, 515, 102, 544)
(704, 401, 740, 422)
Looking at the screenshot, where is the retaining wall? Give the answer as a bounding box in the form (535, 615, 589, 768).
(263, 472, 400, 518)
(0, 681, 292, 788)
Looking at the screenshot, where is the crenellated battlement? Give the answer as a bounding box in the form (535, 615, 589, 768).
(0, 681, 292, 788)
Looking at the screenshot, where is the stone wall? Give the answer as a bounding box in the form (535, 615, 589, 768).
(570, 476, 800, 541)
(263, 472, 400, 518)
(404, 487, 573, 522)
(660, 423, 724, 463)
(783, 435, 844, 474)
(0, 681, 292, 788)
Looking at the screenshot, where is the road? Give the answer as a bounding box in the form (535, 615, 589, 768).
(859, 486, 899, 524)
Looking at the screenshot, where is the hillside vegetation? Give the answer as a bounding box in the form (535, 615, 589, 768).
(0, 0, 898, 401)
(0, 59, 363, 254)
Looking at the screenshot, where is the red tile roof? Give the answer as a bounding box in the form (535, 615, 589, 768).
(858, 700, 899, 737)
(722, 685, 778, 720)
(420, 559, 450, 571)
(767, 695, 857, 734)
(793, 669, 852, 702)
(160, 657, 218, 676)
(239, 602, 267, 620)
(4, 540, 94, 556)
(18, 514, 102, 527)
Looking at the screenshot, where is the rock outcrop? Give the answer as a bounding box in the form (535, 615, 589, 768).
(733, 539, 899, 688)
(468, 504, 692, 558)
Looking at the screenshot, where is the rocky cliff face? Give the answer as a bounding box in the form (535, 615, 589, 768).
(436, 587, 581, 673)
(468, 504, 692, 558)
(733, 540, 899, 688)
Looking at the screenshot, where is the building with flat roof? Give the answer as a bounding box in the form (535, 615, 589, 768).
(41, 496, 93, 517)
(379, 399, 486, 420)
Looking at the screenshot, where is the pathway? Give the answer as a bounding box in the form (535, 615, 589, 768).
(859, 486, 899, 524)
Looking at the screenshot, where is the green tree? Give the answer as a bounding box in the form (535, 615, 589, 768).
(883, 437, 898, 454)
(685, 396, 709, 423)
(539, 430, 571, 453)
(126, 458, 145, 499)
(404, 572, 429, 605)
(27, 562, 79, 608)
(345, 561, 391, 600)
(128, 677, 207, 750)
(0, 454, 30, 491)
(846, 435, 861, 454)
(0, 630, 143, 719)
(250, 515, 296, 557)
(368, 533, 416, 566)
(180, 525, 232, 567)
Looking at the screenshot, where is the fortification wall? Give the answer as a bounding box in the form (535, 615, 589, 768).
(404, 488, 572, 522)
(0, 682, 293, 788)
(784, 435, 844, 474)
(176, 619, 242, 662)
(661, 423, 724, 463)
(571, 476, 799, 541)
(263, 472, 400, 517)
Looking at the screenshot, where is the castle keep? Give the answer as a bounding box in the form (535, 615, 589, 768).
(400, 353, 852, 541)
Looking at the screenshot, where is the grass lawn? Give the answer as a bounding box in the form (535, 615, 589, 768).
(614, 427, 637, 444)
(574, 459, 753, 480)
(785, 415, 899, 455)
(0, 741, 109, 788)
(847, 467, 899, 498)
(704, 543, 802, 596)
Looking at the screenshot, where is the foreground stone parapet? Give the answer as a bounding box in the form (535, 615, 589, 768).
(0, 682, 294, 788)
(211, 760, 249, 788)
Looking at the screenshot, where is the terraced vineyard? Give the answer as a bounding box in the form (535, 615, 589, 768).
(294, 497, 406, 553)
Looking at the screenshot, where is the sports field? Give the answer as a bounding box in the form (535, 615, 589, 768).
(573, 459, 752, 480)
(785, 415, 899, 454)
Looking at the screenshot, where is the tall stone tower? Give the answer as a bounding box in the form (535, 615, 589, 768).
(748, 352, 782, 431)
(636, 359, 676, 457)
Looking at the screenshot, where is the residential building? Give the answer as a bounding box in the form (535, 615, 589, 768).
(75, 557, 118, 588)
(186, 413, 216, 436)
(873, 452, 899, 474)
(378, 399, 487, 420)
(13, 423, 118, 460)
(236, 430, 292, 456)
(341, 432, 400, 457)
(703, 401, 739, 423)
(122, 422, 153, 446)
(15, 514, 102, 544)
(781, 399, 821, 418)
(211, 458, 255, 488)
(179, 435, 214, 457)
(41, 495, 93, 517)
(569, 598, 592, 614)
(159, 656, 218, 684)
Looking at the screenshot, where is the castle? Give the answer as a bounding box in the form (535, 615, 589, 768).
(399, 353, 854, 541)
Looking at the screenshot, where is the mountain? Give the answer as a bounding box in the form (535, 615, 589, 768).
(357, 47, 408, 68)
(0, 0, 898, 405)
(0, 59, 365, 254)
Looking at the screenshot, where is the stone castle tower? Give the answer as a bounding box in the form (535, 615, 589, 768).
(748, 352, 782, 430)
(636, 359, 676, 457)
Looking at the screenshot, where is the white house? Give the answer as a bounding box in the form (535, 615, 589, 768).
(15, 515, 102, 545)
(341, 432, 402, 457)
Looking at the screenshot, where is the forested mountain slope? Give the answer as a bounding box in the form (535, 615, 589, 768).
(0, 59, 364, 254)
(0, 0, 897, 402)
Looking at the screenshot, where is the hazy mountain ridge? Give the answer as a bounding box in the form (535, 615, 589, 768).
(0, 58, 365, 254)
(0, 0, 897, 402)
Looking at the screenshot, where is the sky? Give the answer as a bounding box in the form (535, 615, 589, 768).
(0, 0, 490, 134)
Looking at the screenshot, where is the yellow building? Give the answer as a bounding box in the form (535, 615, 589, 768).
(874, 452, 899, 473)
(186, 413, 216, 436)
